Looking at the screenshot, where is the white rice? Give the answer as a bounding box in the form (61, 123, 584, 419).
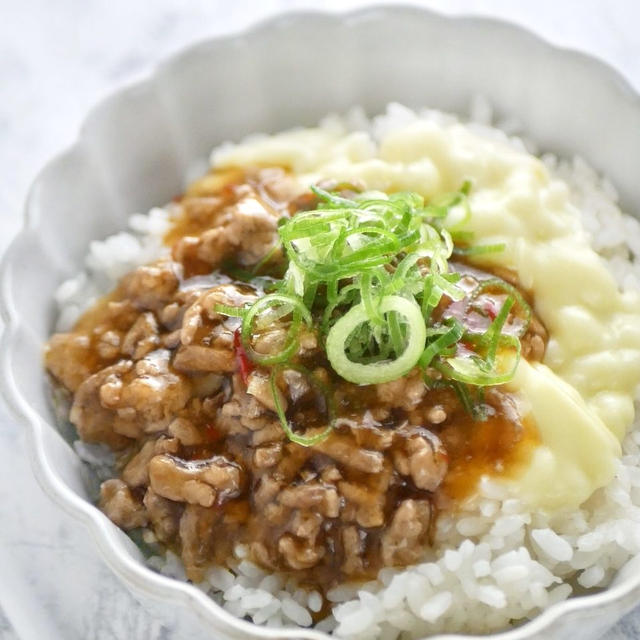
(65, 98, 640, 638)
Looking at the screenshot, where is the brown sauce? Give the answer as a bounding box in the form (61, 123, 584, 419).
(44, 166, 547, 598)
(438, 398, 539, 503)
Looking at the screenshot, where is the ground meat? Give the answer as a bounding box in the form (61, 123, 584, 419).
(143, 488, 183, 543)
(148, 454, 242, 507)
(219, 379, 273, 433)
(253, 475, 282, 511)
(313, 433, 384, 474)
(174, 193, 280, 272)
(100, 350, 192, 438)
(393, 427, 449, 492)
(339, 480, 386, 528)
(121, 312, 160, 359)
(69, 361, 134, 449)
(173, 345, 235, 373)
(278, 534, 325, 571)
(180, 285, 255, 346)
(179, 503, 219, 581)
(167, 417, 204, 446)
(289, 509, 323, 543)
(251, 420, 287, 446)
(121, 440, 156, 487)
(99, 479, 148, 529)
(278, 483, 340, 517)
(246, 370, 286, 413)
(252, 442, 283, 469)
(121, 262, 179, 311)
(521, 315, 548, 361)
(381, 499, 433, 566)
(45, 334, 96, 393)
(342, 525, 365, 575)
(376, 369, 426, 410)
(96, 330, 122, 360)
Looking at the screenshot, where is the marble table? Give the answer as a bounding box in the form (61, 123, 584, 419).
(1, 1, 640, 638)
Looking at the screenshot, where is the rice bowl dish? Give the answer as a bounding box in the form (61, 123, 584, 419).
(43, 99, 640, 639)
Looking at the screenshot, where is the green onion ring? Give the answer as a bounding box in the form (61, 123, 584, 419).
(326, 295, 427, 384)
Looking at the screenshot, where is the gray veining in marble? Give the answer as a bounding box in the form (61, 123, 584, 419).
(1, 0, 640, 638)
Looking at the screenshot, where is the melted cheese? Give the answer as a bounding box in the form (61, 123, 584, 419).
(212, 115, 640, 512)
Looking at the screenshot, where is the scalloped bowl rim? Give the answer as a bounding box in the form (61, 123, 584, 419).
(2, 6, 640, 639)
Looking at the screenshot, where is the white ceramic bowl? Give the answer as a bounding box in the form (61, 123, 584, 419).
(3, 6, 640, 639)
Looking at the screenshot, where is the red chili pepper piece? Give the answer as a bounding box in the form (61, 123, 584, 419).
(233, 329, 254, 385)
(203, 423, 222, 444)
(483, 297, 499, 321)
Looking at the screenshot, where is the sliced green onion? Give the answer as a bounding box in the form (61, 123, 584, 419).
(449, 229, 475, 243)
(469, 278, 532, 338)
(310, 185, 359, 209)
(389, 191, 424, 210)
(423, 374, 487, 421)
(388, 310, 406, 356)
(452, 380, 488, 421)
(326, 295, 426, 384)
(251, 242, 282, 275)
(269, 363, 335, 446)
(321, 283, 360, 333)
(241, 293, 312, 365)
(483, 295, 515, 366)
(213, 303, 249, 318)
(419, 319, 464, 368)
(451, 379, 477, 417)
(421, 272, 465, 321)
(436, 335, 521, 386)
(360, 271, 384, 326)
(237, 181, 531, 409)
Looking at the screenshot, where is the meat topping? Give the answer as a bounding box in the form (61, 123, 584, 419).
(45, 166, 543, 597)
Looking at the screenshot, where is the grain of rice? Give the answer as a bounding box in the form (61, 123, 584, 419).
(223, 584, 245, 602)
(252, 599, 281, 625)
(493, 565, 530, 584)
(578, 565, 606, 589)
(531, 529, 574, 562)
(258, 574, 282, 593)
(223, 600, 244, 617)
(237, 560, 265, 579)
(476, 585, 507, 608)
(336, 605, 376, 636)
(308, 590, 323, 613)
(206, 566, 235, 591)
(472, 559, 491, 578)
(385, 609, 416, 632)
(281, 596, 313, 627)
(456, 516, 489, 536)
(491, 515, 526, 537)
(417, 563, 444, 586)
(241, 589, 273, 610)
(418, 591, 452, 622)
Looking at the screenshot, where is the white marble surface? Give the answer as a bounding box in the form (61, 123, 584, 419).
(2, 1, 640, 638)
